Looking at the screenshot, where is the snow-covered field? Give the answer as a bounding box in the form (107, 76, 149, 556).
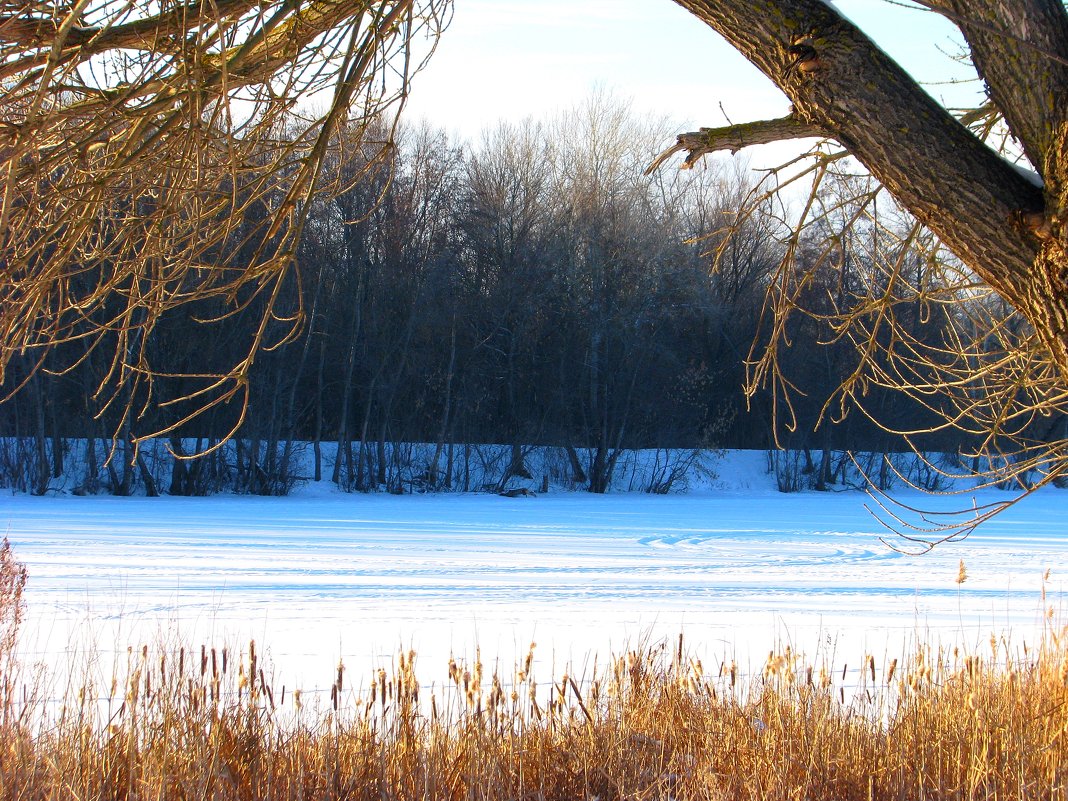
(2, 451, 1065, 697)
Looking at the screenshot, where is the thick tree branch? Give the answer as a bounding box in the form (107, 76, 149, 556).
(0, 0, 257, 49)
(0, 0, 386, 96)
(645, 114, 825, 174)
(670, 0, 1044, 312)
(944, 0, 1068, 176)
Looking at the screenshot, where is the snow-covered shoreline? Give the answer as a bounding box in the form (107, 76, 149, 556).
(1, 439, 1026, 499)
(4, 462, 1064, 695)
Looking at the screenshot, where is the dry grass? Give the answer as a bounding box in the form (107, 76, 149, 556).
(1, 542, 1065, 800)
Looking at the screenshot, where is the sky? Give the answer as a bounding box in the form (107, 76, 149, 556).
(403, 0, 983, 157)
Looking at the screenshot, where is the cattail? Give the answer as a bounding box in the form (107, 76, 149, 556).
(523, 643, 535, 679)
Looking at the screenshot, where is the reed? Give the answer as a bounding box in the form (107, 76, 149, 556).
(1, 541, 1064, 800)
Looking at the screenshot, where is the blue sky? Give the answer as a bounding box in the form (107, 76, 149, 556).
(404, 0, 982, 148)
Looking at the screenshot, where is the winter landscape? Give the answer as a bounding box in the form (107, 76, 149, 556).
(5, 0, 1068, 796)
(6, 449, 1064, 695)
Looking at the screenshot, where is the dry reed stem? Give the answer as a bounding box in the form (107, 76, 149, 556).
(0, 545, 1065, 800)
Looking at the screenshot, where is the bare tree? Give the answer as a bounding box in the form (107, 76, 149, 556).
(650, 1, 1068, 535)
(0, 0, 448, 452)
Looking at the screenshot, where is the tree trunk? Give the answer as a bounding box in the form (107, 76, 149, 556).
(566, 444, 588, 485)
(280, 261, 325, 485)
(463, 442, 470, 493)
(81, 434, 98, 495)
(506, 442, 532, 483)
(332, 296, 364, 487)
(428, 321, 457, 489)
(30, 375, 48, 496)
(313, 338, 326, 482)
(816, 446, 832, 492)
(169, 436, 188, 496)
(376, 423, 388, 488)
(670, 0, 1068, 374)
(49, 399, 63, 479)
(445, 442, 454, 490)
(137, 452, 158, 497)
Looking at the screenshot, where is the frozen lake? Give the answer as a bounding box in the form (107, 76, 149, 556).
(3, 481, 1066, 692)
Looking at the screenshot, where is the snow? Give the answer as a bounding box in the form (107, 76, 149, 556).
(1008, 159, 1045, 189)
(2, 451, 1065, 698)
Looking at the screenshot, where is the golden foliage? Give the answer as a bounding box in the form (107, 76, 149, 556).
(0, 0, 448, 443)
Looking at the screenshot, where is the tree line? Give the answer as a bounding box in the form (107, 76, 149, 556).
(0, 97, 981, 496)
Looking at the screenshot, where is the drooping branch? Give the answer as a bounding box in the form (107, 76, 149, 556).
(660, 0, 1068, 527)
(645, 113, 826, 174)
(0, 0, 447, 447)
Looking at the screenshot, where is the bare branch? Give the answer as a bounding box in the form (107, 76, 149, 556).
(645, 114, 826, 174)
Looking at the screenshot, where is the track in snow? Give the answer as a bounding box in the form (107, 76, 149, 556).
(3, 486, 1064, 686)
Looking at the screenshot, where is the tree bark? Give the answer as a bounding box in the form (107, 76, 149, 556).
(427, 320, 457, 489)
(939, 0, 1068, 172)
(669, 1, 1068, 371)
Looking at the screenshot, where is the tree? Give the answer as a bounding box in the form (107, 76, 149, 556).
(649, 1, 1068, 530)
(7, 0, 1068, 512)
(0, 0, 446, 449)
(661, 2, 1053, 340)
